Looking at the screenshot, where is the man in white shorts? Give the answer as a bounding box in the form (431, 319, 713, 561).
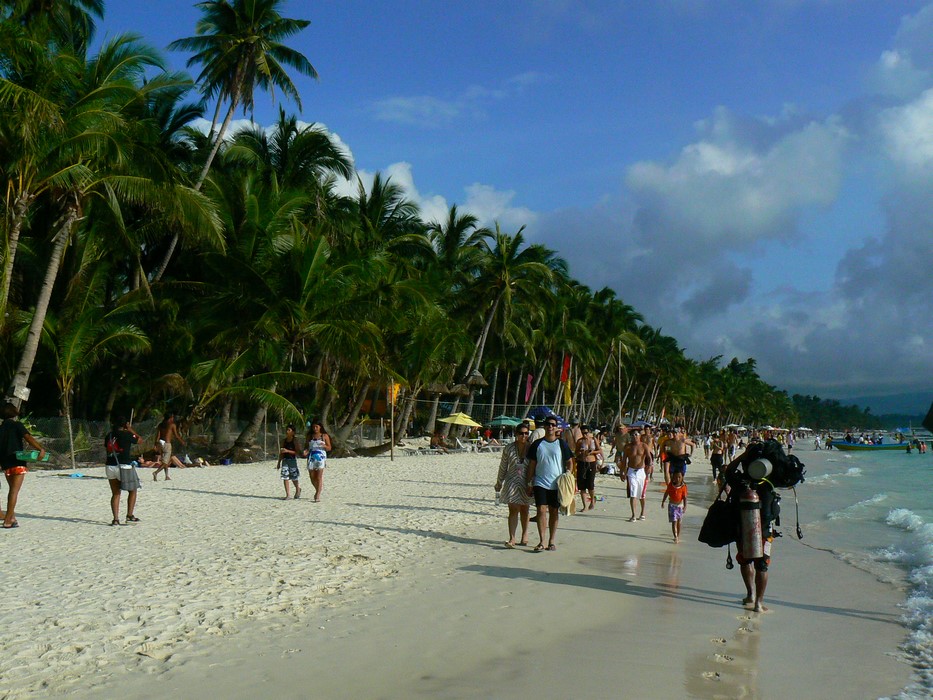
(621, 431, 651, 522)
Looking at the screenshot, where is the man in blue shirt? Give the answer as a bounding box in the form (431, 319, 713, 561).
(526, 418, 574, 551)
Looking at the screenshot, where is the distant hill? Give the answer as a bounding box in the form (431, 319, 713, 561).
(836, 390, 932, 416)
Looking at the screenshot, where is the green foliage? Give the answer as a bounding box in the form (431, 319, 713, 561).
(0, 0, 815, 447)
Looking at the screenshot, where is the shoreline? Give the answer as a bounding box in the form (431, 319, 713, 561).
(1, 449, 914, 698)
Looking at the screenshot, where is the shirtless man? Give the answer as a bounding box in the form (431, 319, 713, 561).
(621, 431, 652, 522)
(153, 413, 185, 481)
(710, 430, 726, 482)
(663, 425, 695, 484)
(610, 424, 630, 474)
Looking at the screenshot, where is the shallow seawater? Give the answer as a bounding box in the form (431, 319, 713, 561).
(796, 444, 932, 699)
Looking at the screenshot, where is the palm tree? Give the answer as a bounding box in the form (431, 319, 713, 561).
(5, 35, 218, 408)
(50, 272, 149, 467)
(154, 0, 318, 281)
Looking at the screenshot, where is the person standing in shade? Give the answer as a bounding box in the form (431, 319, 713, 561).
(304, 420, 331, 502)
(153, 413, 184, 481)
(104, 416, 142, 525)
(277, 424, 301, 500)
(0, 402, 45, 529)
(495, 424, 533, 548)
(526, 418, 574, 551)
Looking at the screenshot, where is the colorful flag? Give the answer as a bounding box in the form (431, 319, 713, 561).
(560, 355, 571, 382)
(563, 379, 572, 406)
(525, 374, 533, 403)
(389, 383, 400, 403)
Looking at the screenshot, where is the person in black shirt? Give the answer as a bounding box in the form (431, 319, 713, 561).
(1, 402, 45, 529)
(104, 416, 141, 525)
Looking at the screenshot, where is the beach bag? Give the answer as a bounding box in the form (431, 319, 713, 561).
(698, 489, 738, 548)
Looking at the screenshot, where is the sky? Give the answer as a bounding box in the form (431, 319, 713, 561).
(99, 0, 933, 414)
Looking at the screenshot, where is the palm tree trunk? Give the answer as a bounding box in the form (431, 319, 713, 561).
(151, 95, 239, 282)
(64, 398, 76, 470)
(586, 348, 614, 424)
(487, 365, 499, 423)
(234, 403, 267, 448)
(425, 393, 441, 435)
(512, 367, 524, 415)
(212, 396, 233, 447)
(9, 202, 78, 408)
(334, 381, 371, 443)
(0, 193, 34, 326)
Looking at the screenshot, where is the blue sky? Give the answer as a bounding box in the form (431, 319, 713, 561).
(100, 1, 933, 413)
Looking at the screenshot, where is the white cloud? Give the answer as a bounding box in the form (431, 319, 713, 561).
(879, 87, 933, 168)
(371, 73, 546, 128)
(334, 162, 537, 231)
(625, 108, 849, 248)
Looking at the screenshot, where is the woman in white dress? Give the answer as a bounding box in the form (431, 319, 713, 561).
(495, 425, 533, 548)
(303, 420, 332, 502)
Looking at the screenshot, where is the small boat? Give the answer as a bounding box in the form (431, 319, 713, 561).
(831, 441, 909, 452)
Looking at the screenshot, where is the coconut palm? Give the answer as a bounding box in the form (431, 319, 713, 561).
(154, 0, 318, 280)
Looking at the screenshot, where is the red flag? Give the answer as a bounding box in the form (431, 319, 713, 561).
(525, 374, 533, 403)
(560, 355, 571, 382)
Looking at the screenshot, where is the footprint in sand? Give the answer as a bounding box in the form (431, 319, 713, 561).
(737, 614, 753, 621)
(702, 671, 721, 681)
(713, 653, 734, 663)
(710, 637, 727, 645)
(736, 626, 753, 634)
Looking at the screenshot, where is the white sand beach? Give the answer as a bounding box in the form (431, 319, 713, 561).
(0, 449, 914, 698)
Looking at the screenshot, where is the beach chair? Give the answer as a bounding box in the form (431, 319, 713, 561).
(450, 438, 471, 453)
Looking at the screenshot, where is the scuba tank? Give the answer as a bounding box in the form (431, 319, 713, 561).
(739, 487, 763, 559)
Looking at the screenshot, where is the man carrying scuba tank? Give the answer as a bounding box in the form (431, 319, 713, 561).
(723, 432, 782, 613)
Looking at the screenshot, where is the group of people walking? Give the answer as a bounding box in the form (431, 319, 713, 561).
(0, 403, 333, 529)
(276, 420, 332, 501)
(495, 419, 694, 550)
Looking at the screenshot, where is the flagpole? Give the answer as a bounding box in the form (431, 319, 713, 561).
(390, 381, 395, 462)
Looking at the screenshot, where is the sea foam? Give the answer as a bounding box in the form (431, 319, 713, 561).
(880, 508, 933, 698)
(827, 493, 887, 520)
(807, 467, 863, 485)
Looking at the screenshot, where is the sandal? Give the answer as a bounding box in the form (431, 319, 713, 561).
(2, 522, 18, 529)
(504, 541, 515, 549)
(533, 544, 545, 552)
(547, 544, 557, 551)
(110, 519, 121, 526)
(126, 515, 140, 522)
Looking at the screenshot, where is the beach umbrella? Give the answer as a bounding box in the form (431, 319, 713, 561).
(629, 420, 652, 428)
(448, 383, 471, 397)
(437, 412, 482, 428)
(489, 415, 521, 427)
(423, 382, 450, 394)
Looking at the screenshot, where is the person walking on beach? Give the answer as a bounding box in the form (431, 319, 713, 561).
(661, 470, 687, 543)
(663, 426, 695, 484)
(304, 420, 331, 502)
(0, 402, 45, 529)
(711, 431, 726, 482)
(495, 424, 533, 547)
(526, 418, 574, 551)
(104, 416, 142, 525)
(621, 431, 651, 521)
(154, 413, 184, 481)
(575, 426, 599, 510)
(277, 424, 302, 500)
(723, 435, 779, 613)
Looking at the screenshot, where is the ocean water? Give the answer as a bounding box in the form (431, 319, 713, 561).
(798, 442, 932, 699)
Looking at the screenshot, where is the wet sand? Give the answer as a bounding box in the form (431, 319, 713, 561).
(0, 450, 912, 698)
